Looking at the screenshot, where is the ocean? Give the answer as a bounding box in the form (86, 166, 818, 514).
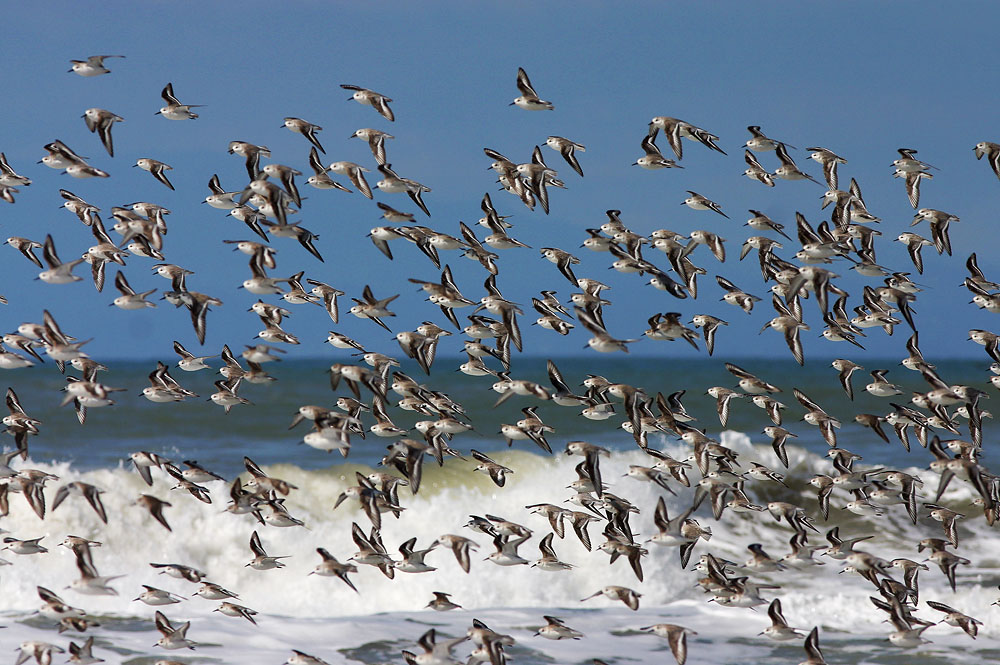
(0, 356, 997, 664)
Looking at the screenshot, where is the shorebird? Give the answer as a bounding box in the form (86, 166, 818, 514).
(648, 116, 726, 159)
(308, 547, 358, 591)
(535, 616, 583, 640)
(69, 54, 125, 76)
(581, 585, 641, 611)
(682, 190, 728, 218)
(153, 611, 196, 650)
(760, 598, 805, 641)
(640, 624, 697, 665)
(511, 67, 553, 110)
(341, 84, 395, 121)
(284, 117, 325, 153)
(155, 82, 202, 120)
(246, 530, 289, 570)
(82, 108, 122, 157)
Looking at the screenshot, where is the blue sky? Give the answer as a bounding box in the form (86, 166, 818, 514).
(1, 2, 999, 363)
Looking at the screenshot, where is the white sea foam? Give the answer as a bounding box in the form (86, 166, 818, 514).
(0, 432, 997, 663)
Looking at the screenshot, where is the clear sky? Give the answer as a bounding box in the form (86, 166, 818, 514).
(1, 2, 999, 363)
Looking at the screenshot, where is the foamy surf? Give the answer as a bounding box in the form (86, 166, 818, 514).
(1, 433, 998, 663)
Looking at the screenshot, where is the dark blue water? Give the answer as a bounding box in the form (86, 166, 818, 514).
(4, 356, 990, 477)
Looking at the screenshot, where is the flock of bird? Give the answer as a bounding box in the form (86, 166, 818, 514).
(1, 56, 999, 665)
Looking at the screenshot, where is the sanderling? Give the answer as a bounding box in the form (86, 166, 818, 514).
(155, 83, 202, 120)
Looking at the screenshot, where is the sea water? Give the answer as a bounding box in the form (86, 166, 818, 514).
(0, 357, 997, 665)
